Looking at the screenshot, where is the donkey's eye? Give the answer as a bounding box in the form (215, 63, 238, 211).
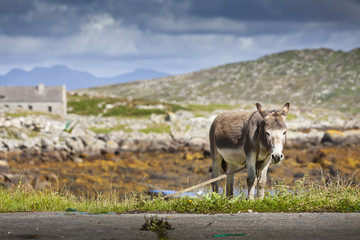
(283, 131, 287, 135)
(265, 132, 270, 136)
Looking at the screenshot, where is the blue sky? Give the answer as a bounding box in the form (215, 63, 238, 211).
(1, 0, 359, 77)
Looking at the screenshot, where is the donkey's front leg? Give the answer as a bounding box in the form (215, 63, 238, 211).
(257, 159, 271, 199)
(246, 153, 257, 200)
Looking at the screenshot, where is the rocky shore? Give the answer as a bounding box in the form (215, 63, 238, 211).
(1, 107, 359, 194)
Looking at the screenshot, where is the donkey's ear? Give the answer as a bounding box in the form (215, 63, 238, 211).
(280, 103, 290, 117)
(256, 103, 268, 118)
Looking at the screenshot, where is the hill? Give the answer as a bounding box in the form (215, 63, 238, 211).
(83, 48, 360, 114)
(0, 65, 169, 90)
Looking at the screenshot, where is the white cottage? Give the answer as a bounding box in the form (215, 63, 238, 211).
(0, 84, 67, 115)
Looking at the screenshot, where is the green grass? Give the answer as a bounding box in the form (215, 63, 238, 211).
(286, 113, 297, 121)
(67, 98, 104, 115)
(90, 124, 132, 134)
(67, 94, 186, 117)
(1, 175, 359, 213)
(139, 124, 171, 134)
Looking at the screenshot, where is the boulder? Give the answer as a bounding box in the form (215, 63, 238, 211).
(106, 140, 118, 149)
(40, 138, 54, 150)
(150, 114, 165, 123)
(87, 139, 106, 153)
(65, 137, 85, 153)
(0, 160, 9, 174)
(175, 110, 194, 118)
(165, 112, 178, 123)
(2, 139, 21, 151)
(21, 138, 41, 149)
(0, 128, 8, 138)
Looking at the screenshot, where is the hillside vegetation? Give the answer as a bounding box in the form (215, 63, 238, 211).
(82, 48, 360, 114)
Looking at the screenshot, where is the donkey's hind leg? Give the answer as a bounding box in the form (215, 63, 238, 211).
(211, 150, 223, 193)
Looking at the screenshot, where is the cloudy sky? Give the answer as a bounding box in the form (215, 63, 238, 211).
(1, 0, 360, 77)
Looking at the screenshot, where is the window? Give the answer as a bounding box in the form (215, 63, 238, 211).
(0, 95, 5, 99)
(28, 105, 33, 110)
(48, 106, 52, 112)
(17, 105, 23, 108)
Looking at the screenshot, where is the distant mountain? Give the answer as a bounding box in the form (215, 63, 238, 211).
(0, 65, 170, 90)
(81, 48, 360, 114)
(106, 68, 169, 84)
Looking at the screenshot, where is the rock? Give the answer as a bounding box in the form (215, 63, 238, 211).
(19, 132, 29, 140)
(106, 140, 118, 149)
(34, 177, 50, 190)
(105, 104, 115, 109)
(2, 139, 21, 151)
(51, 151, 64, 162)
(0, 160, 9, 174)
(65, 137, 85, 153)
(186, 137, 209, 151)
(150, 114, 164, 123)
(74, 157, 84, 164)
(175, 110, 194, 118)
(0, 128, 9, 138)
(165, 112, 178, 123)
(79, 134, 93, 147)
(343, 130, 360, 145)
(3, 173, 25, 185)
(96, 133, 108, 142)
(287, 130, 323, 148)
(293, 172, 305, 178)
(21, 138, 41, 149)
(321, 130, 345, 145)
(40, 138, 54, 149)
(88, 139, 106, 153)
(107, 131, 128, 143)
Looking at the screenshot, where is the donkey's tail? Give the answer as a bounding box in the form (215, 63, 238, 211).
(209, 122, 217, 163)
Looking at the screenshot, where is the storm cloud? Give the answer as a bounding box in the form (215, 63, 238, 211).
(0, 0, 359, 76)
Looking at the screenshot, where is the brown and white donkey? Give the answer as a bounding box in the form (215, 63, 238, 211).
(209, 103, 290, 199)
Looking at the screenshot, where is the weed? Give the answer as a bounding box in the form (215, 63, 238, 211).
(141, 215, 173, 240)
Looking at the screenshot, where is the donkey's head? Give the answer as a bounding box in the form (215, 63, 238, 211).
(256, 103, 290, 164)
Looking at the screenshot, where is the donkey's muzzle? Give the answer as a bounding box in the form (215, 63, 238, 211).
(271, 153, 284, 164)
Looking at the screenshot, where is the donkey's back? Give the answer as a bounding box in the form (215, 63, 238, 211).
(210, 111, 259, 150)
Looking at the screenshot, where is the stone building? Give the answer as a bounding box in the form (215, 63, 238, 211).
(0, 84, 67, 115)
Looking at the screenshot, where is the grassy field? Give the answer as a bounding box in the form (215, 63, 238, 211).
(1, 175, 359, 213)
(67, 94, 185, 117)
(67, 93, 241, 117)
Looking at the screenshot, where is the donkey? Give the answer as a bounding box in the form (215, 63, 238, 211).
(209, 103, 290, 199)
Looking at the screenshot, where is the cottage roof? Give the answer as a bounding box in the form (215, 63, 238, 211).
(0, 85, 65, 103)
